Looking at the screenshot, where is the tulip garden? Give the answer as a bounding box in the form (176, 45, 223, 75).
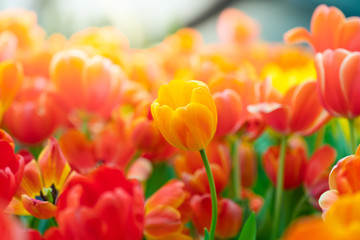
(1, 4, 360, 240)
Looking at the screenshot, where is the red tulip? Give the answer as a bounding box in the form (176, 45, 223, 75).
(191, 194, 242, 239)
(0, 129, 24, 209)
(3, 79, 61, 144)
(174, 139, 231, 195)
(250, 81, 330, 136)
(263, 137, 307, 189)
(304, 145, 336, 208)
(53, 166, 144, 240)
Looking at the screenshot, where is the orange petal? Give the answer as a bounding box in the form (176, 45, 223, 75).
(337, 18, 360, 51)
(16, 160, 42, 198)
(283, 27, 312, 46)
(145, 205, 182, 238)
(38, 137, 71, 190)
(21, 195, 57, 219)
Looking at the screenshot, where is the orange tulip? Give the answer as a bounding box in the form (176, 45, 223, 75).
(50, 49, 123, 119)
(250, 81, 330, 136)
(217, 8, 260, 44)
(151, 80, 217, 151)
(0, 9, 45, 51)
(320, 145, 360, 212)
(315, 49, 360, 118)
(284, 4, 360, 52)
(7, 137, 71, 219)
(0, 60, 23, 122)
(191, 194, 242, 239)
(263, 137, 307, 189)
(174, 140, 230, 194)
(0, 129, 24, 209)
(145, 180, 191, 240)
(284, 193, 360, 240)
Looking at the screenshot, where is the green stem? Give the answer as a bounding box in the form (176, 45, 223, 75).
(349, 118, 357, 153)
(230, 137, 241, 199)
(290, 194, 308, 221)
(271, 136, 287, 240)
(314, 126, 325, 150)
(199, 149, 218, 240)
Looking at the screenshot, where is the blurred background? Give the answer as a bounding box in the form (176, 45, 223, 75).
(0, 0, 359, 48)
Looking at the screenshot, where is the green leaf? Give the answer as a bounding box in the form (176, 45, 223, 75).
(204, 228, 210, 240)
(145, 162, 175, 198)
(238, 212, 256, 240)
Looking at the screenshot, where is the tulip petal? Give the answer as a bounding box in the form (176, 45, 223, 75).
(145, 205, 182, 238)
(22, 195, 57, 219)
(171, 103, 215, 151)
(305, 145, 336, 187)
(283, 27, 312, 46)
(337, 17, 360, 51)
(339, 52, 360, 117)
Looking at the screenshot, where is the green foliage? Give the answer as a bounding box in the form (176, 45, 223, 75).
(238, 212, 256, 240)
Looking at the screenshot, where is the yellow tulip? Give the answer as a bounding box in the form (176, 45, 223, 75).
(151, 80, 217, 151)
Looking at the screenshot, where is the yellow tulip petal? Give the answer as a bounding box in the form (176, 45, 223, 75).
(171, 103, 215, 151)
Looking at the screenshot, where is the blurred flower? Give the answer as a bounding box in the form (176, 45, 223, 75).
(0, 211, 28, 240)
(213, 89, 243, 137)
(320, 145, 360, 212)
(284, 193, 360, 240)
(217, 8, 260, 44)
(51, 166, 144, 240)
(174, 140, 230, 195)
(259, 46, 316, 94)
(304, 145, 336, 209)
(238, 141, 257, 188)
(3, 78, 61, 144)
(315, 49, 360, 118)
(130, 101, 177, 162)
(0, 9, 45, 51)
(0, 60, 23, 123)
(0, 31, 17, 61)
(69, 26, 129, 66)
(144, 180, 191, 240)
(285, 4, 360, 52)
(126, 157, 152, 183)
(191, 194, 242, 239)
(209, 73, 279, 139)
(50, 49, 123, 120)
(0, 129, 24, 209)
(250, 81, 330, 136)
(7, 138, 71, 219)
(263, 136, 307, 189)
(151, 80, 217, 151)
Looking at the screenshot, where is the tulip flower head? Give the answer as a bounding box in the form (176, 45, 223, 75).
(151, 80, 217, 151)
(284, 4, 360, 52)
(315, 49, 360, 118)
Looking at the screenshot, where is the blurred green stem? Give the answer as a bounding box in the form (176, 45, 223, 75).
(349, 118, 357, 153)
(199, 149, 218, 240)
(230, 137, 241, 199)
(271, 135, 287, 240)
